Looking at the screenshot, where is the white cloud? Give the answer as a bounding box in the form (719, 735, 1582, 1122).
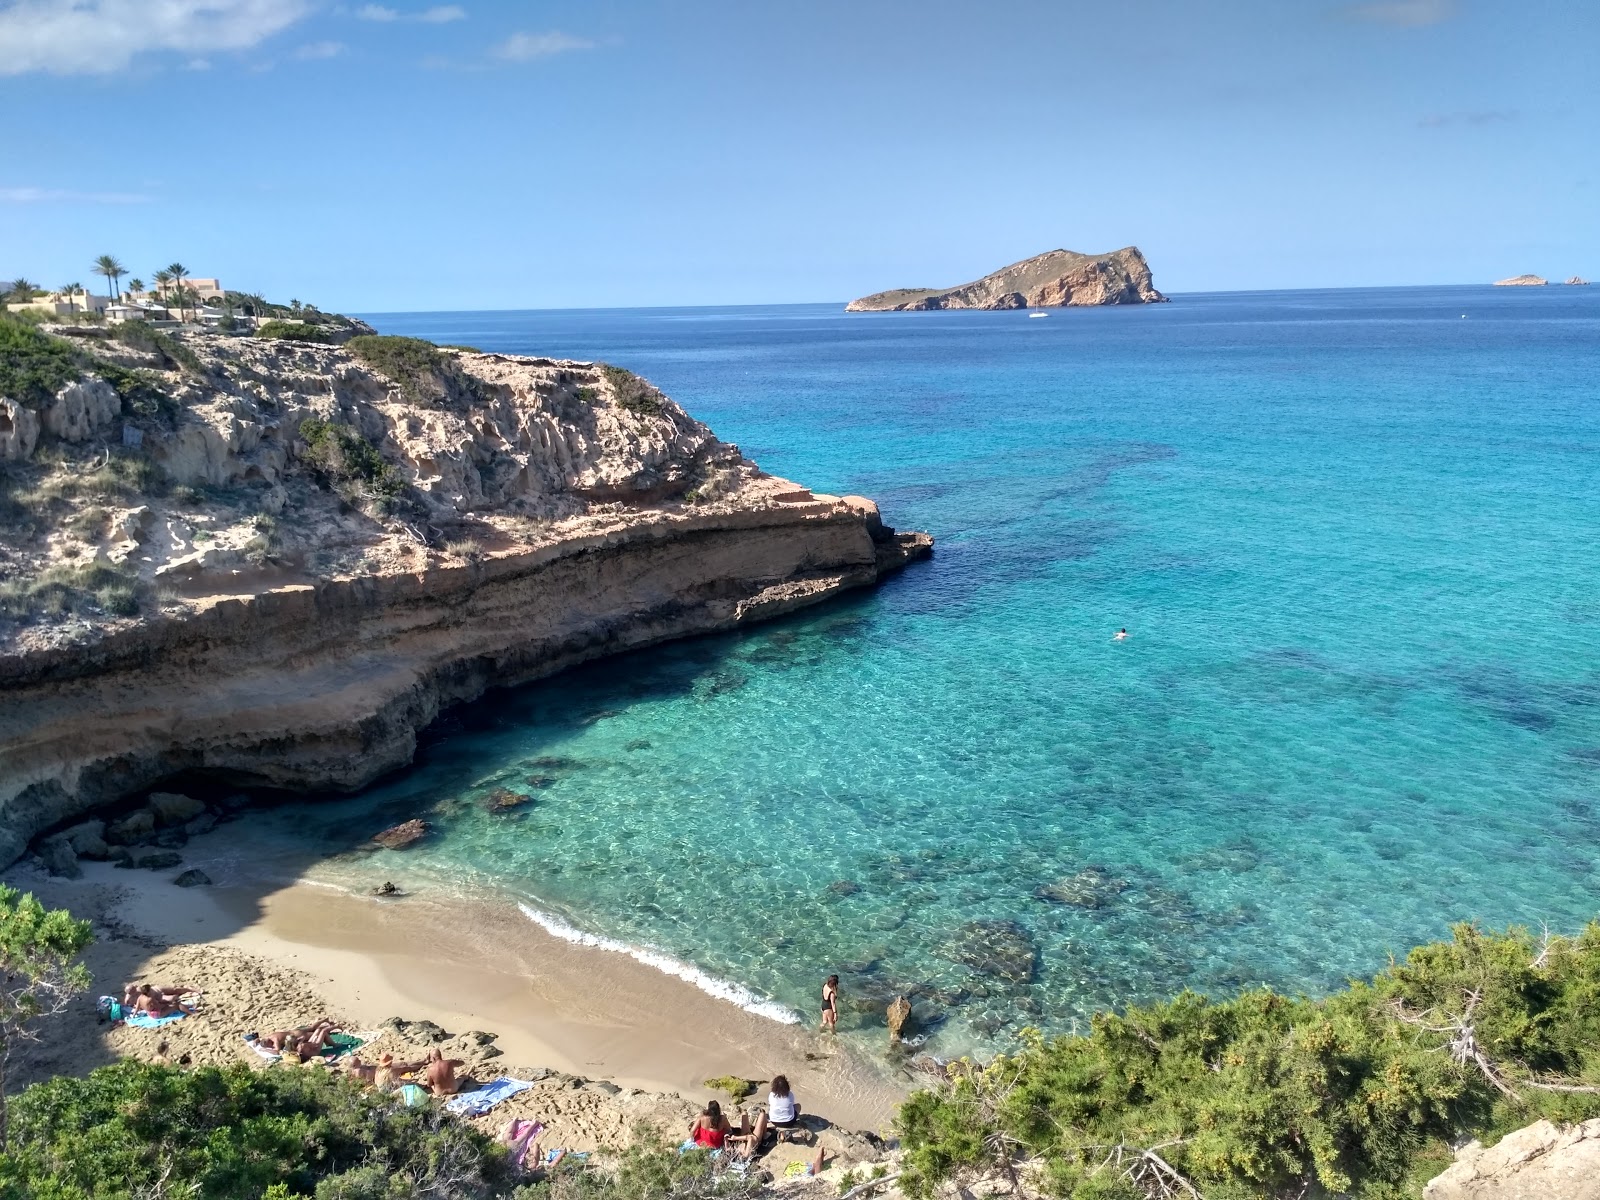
(293, 39, 344, 59)
(0, 0, 311, 75)
(494, 30, 592, 62)
(357, 3, 463, 21)
(1341, 0, 1456, 28)
(0, 186, 152, 203)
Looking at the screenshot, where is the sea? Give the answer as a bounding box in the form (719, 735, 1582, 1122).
(249, 285, 1600, 1053)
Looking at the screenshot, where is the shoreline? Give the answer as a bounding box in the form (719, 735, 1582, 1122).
(8, 831, 912, 1135)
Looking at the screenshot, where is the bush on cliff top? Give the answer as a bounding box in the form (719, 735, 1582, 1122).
(0, 1060, 511, 1200)
(257, 319, 335, 345)
(0, 313, 84, 407)
(598, 365, 664, 418)
(346, 334, 482, 407)
(898, 921, 1600, 1200)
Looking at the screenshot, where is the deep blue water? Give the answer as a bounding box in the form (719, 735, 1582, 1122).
(281, 287, 1600, 1050)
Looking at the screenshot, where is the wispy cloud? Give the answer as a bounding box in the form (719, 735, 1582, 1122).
(0, 186, 152, 204)
(494, 30, 592, 62)
(293, 39, 345, 60)
(1420, 110, 1518, 128)
(357, 3, 464, 22)
(1340, 0, 1457, 28)
(0, 0, 311, 75)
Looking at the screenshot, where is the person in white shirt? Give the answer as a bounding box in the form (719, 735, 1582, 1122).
(744, 1074, 804, 1148)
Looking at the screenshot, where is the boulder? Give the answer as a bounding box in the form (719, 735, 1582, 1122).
(483, 788, 531, 813)
(43, 378, 120, 443)
(372, 881, 401, 896)
(185, 812, 217, 837)
(152, 828, 188, 849)
(172, 869, 212, 887)
(943, 919, 1039, 984)
(136, 851, 183, 870)
(147, 792, 207, 826)
(109, 847, 136, 868)
(105, 809, 156, 845)
(372, 819, 429, 850)
(0, 398, 40, 462)
(60, 819, 110, 859)
(887, 995, 912, 1044)
(1425, 1117, 1600, 1199)
(37, 836, 81, 879)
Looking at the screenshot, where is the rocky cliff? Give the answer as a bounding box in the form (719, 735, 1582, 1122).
(846, 246, 1166, 311)
(0, 324, 930, 866)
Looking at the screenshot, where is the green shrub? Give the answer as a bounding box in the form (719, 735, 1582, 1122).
(299, 417, 404, 507)
(95, 360, 174, 418)
(443, 538, 485, 563)
(599, 365, 664, 417)
(346, 334, 481, 406)
(256, 319, 334, 344)
(896, 922, 1600, 1200)
(110, 319, 202, 372)
(0, 1060, 511, 1200)
(0, 560, 143, 621)
(512, 1134, 764, 1200)
(0, 313, 84, 407)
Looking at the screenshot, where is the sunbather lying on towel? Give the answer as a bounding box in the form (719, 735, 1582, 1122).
(246, 1019, 343, 1061)
(129, 984, 198, 1019)
(124, 983, 199, 1009)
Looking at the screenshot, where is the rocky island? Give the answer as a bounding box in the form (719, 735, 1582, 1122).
(845, 246, 1166, 311)
(0, 315, 930, 866)
(1493, 273, 1548, 286)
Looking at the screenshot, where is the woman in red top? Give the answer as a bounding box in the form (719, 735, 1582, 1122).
(689, 1099, 731, 1149)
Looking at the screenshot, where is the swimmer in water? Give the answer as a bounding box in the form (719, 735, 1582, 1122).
(1114, 628, 1128, 641)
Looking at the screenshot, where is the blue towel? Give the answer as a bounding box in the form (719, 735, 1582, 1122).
(443, 1077, 536, 1116)
(125, 1011, 188, 1028)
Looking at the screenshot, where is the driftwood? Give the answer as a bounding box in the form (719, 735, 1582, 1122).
(1087, 1140, 1201, 1200)
(838, 1172, 902, 1200)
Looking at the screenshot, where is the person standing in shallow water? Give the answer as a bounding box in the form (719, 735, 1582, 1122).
(821, 974, 839, 1033)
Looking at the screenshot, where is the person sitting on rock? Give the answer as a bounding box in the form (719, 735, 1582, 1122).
(684, 1099, 732, 1151)
(745, 1075, 805, 1149)
(422, 1047, 467, 1095)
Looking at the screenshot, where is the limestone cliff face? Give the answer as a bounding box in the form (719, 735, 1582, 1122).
(0, 329, 930, 865)
(1425, 1117, 1600, 1199)
(846, 247, 1166, 311)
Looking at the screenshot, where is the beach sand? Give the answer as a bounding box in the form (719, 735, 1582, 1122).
(5, 830, 912, 1151)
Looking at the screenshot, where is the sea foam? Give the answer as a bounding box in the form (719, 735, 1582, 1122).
(517, 902, 801, 1025)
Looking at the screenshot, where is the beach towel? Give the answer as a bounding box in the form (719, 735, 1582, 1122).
(125, 1010, 188, 1029)
(245, 1035, 281, 1062)
(444, 1077, 537, 1117)
(321, 1032, 365, 1057)
(503, 1119, 545, 1169)
(400, 1083, 429, 1107)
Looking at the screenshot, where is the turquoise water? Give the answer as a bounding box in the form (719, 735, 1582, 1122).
(276, 287, 1600, 1051)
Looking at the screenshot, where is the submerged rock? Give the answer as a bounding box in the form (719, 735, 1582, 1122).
(483, 788, 532, 813)
(944, 919, 1039, 984)
(137, 851, 183, 870)
(827, 880, 862, 897)
(1034, 866, 1128, 909)
(372, 819, 429, 850)
(372, 881, 401, 897)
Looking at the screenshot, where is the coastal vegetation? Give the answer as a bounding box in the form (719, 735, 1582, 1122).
(257, 319, 336, 344)
(346, 334, 479, 406)
(599, 365, 664, 417)
(897, 922, 1600, 1200)
(299, 417, 406, 509)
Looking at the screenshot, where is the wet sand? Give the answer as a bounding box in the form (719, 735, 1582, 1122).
(11, 835, 910, 1134)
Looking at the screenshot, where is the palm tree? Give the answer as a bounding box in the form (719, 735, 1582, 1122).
(126, 278, 144, 302)
(165, 263, 189, 320)
(6, 278, 39, 304)
(93, 254, 126, 302)
(60, 283, 82, 317)
(153, 269, 173, 309)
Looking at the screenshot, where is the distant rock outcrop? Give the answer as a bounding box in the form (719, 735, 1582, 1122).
(846, 247, 1166, 311)
(1567, 277, 1590, 286)
(1493, 274, 1548, 286)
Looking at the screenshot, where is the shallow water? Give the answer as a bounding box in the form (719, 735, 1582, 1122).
(265, 287, 1600, 1053)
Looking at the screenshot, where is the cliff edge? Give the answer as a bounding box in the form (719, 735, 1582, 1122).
(0, 322, 930, 865)
(846, 246, 1166, 311)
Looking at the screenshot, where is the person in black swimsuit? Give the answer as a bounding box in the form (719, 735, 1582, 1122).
(821, 974, 839, 1033)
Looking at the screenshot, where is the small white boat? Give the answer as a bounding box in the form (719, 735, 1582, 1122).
(1028, 311, 1049, 318)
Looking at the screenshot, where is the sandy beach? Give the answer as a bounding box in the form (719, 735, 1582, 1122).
(5, 822, 912, 1150)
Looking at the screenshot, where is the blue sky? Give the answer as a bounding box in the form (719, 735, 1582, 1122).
(1, 0, 1594, 310)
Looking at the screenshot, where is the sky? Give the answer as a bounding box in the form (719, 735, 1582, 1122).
(0, 0, 1595, 311)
